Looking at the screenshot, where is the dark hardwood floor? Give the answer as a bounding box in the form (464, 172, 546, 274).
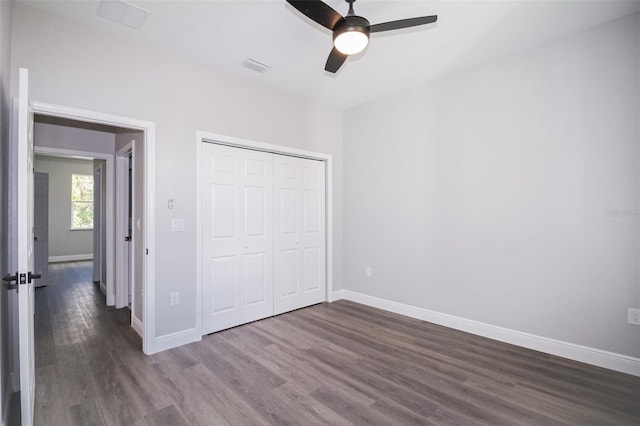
(32, 261, 639, 425)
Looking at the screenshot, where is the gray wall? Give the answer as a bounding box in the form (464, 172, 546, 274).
(10, 2, 344, 338)
(343, 13, 640, 358)
(34, 155, 94, 258)
(0, 0, 13, 422)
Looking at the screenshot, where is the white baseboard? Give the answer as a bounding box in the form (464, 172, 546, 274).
(150, 327, 201, 355)
(328, 288, 344, 302)
(131, 315, 143, 338)
(333, 290, 640, 377)
(49, 254, 93, 263)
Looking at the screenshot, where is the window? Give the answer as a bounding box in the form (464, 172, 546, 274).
(71, 174, 93, 229)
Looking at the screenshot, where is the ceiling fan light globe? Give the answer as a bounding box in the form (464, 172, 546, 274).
(334, 30, 369, 55)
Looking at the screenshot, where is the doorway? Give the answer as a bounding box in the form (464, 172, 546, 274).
(26, 102, 156, 355)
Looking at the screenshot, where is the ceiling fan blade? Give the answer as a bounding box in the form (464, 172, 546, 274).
(369, 15, 437, 33)
(286, 0, 345, 30)
(325, 47, 348, 73)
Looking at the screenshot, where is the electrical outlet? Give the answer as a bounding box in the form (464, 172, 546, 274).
(170, 292, 180, 306)
(365, 267, 372, 278)
(629, 308, 640, 326)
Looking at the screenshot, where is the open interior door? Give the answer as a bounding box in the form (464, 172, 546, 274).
(16, 67, 36, 425)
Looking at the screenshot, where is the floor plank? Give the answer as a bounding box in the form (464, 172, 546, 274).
(30, 261, 640, 425)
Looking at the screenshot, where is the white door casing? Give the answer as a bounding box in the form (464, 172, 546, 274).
(31, 102, 156, 354)
(273, 154, 326, 314)
(33, 172, 49, 287)
(16, 67, 36, 426)
(201, 143, 274, 334)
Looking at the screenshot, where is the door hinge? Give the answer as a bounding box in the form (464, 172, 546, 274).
(146, 248, 148, 255)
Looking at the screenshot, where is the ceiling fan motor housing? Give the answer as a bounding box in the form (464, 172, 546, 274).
(333, 15, 371, 42)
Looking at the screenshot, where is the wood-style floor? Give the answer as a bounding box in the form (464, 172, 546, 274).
(31, 261, 639, 425)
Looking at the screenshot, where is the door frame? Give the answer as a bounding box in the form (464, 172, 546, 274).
(34, 147, 115, 302)
(195, 130, 334, 338)
(115, 144, 133, 310)
(31, 101, 156, 354)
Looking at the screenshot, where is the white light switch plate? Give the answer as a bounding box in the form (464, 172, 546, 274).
(171, 218, 185, 232)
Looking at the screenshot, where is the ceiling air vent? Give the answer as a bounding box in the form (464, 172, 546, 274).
(242, 58, 271, 73)
(98, 0, 150, 30)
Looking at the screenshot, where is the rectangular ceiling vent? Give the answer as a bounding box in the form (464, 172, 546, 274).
(98, 0, 150, 30)
(242, 58, 271, 73)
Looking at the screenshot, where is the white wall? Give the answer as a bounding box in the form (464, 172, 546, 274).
(343, 13, 640, 359)
(10, 3, 343, 339)
(34, 155, 94, 258)
(0, 0, 13, 422)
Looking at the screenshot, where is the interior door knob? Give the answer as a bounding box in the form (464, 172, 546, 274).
(28, 272, 42, 283)
(2, 273, 17, 283)
(2, 273, 18, 290)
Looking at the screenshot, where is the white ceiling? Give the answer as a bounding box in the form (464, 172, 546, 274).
(17, 0, 640, 109)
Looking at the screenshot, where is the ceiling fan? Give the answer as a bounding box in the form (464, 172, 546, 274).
(286, 0, 438, 73)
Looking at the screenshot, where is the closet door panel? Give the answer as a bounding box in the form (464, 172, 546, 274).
(202, 143, 273, 334)
(239, 152, 273, 323)
(299, 160, 326, 302)
(211, 255, 237, 313)
(303, 247, 322, 292)
(279, 248, 300, 297)
(274, 155, 326, 314)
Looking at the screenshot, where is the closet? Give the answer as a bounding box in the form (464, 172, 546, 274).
(201, 143, 326, 334)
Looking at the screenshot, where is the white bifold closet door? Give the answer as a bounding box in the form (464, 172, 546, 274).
(201, 143, 326, 335)
(201, 143, 274, 334)
(273, 154, 326, 314)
